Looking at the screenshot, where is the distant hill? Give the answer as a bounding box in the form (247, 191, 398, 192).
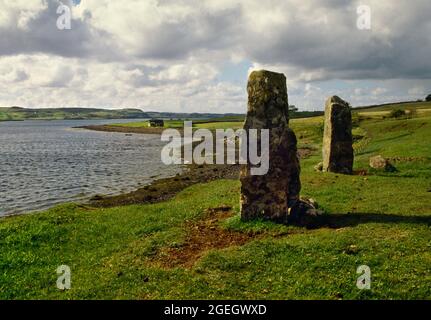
(5, 101, 428, 122)
(0, 107, 243, 121)
(353, 100, 431, 111)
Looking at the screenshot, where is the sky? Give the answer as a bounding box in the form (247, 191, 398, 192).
(0, 0, 430, 113)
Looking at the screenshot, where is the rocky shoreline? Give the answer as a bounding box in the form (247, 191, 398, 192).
(75, 124, 172, 135)
(81, 124, 238, 208)
(81, 123, 313, 209)
(89, 163, 241, 208)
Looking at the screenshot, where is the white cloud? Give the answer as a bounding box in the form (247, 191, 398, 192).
(372, 87, 388, 96)
(408, 86, 426, 96)
(0, 0, 430, 111)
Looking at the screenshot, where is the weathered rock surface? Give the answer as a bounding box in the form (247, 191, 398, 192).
(369, 155, 396, 172)
(240, 70, 301, 222)
(322, 96, 354, 174)
(288, 197, 323, 228)
(314, 162, 323, 172)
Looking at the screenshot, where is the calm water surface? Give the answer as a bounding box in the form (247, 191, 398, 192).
(0, 119, 182, 216)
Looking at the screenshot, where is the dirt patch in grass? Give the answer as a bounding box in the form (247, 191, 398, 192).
(154, 206, 255, 268)
(297, 147, 315, 159)
(386, 156, 428, 162)
(353, 169, 368, 176)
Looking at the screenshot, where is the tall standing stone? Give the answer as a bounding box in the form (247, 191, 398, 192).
(240, 70, 301, 222)
(322, 96, 353, 174)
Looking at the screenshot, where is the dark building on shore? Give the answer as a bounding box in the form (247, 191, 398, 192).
(148, 119, 164, 127)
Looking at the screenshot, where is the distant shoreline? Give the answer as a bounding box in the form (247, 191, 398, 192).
(75, 124, 170, 135)
(0, 118, 148, 122)
(0, 106, 244, 122)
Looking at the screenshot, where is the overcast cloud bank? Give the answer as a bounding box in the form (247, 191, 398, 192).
(0, 0, 430, 112)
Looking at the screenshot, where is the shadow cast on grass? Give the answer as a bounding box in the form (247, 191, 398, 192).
(354, 148, 380, 156)
(374, 132, 412, 144)
(314, 212, 431, 229)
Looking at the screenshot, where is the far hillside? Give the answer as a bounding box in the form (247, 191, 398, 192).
(2, 101, 430, 123)
(354, 100, 431, 112)
(109, 101, 431, 132)
(353, 101, 431, 119)
(0, 107, 243, 121)
(0, 107, 147, 121)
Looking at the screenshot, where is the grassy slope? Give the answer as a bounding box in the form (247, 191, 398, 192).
(355, 101, 431, 118)
(109, 102, 431, 130)
(355, 101, 431, 111)
(111, 118, 245, 130)
(0, 104, 430, 299)
(110, 111, 325, 130)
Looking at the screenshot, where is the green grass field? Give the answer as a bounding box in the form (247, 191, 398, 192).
(112, 118, 245, 131)
(0, 103, 430, 299)
(355, 101, 431, 112)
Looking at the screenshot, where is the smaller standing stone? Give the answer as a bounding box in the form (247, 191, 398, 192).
(322, 96, 353, 174)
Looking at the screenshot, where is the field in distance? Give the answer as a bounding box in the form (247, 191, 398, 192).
(1, 100, 430, 299)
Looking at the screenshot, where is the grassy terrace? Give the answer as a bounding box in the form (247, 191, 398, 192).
(0, 102, 430, 299)
(110, 116, 245, 131)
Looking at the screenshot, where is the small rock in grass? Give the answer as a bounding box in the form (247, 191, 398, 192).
(344, 244, 359, 255)
(90, 194, 105, 201)
(288, 198, 323, 228)
(369, 155, 397, 172)
(306, 198, 318, 208)
(314, 162, 323, 172)
(217, 205, 232, 212)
